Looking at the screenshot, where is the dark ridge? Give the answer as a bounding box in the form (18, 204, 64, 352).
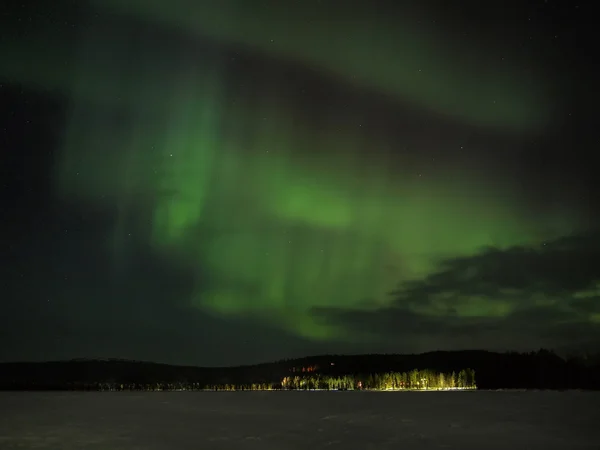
(1, 349, 598, 391)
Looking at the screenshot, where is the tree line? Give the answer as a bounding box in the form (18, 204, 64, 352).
(276, 368, 476, 391)
(0, 349, 597, 391)
(9, 368, 475, 392)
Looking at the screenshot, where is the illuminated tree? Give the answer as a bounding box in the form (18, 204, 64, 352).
(449, 371, 456, 389)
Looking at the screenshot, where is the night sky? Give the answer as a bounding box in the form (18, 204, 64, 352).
(1, 0, 597, 366)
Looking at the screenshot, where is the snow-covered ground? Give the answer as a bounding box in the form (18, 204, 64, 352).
(0, 390, 598, 449)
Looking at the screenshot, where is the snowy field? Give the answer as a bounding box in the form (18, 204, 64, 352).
(0, 390, 598, 449)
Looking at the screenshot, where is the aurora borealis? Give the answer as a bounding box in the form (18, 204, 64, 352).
(1, 1, 597, 365)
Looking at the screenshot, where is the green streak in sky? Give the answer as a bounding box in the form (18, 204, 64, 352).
(52, 60, 567, 342)
(90, 0, 549, 131)
(0, 5, 578, 343)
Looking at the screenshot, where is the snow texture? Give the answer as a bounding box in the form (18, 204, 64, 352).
(0, 390, 598, 449)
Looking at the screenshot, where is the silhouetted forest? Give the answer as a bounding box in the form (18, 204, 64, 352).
(0, 349, 598, 391)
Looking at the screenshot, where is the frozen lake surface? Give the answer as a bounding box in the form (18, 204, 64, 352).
(1, 390, 598, 449)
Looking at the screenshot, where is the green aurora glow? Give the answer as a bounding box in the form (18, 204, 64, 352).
(90, 0, 549, 131)
(1, 2, 589, 348)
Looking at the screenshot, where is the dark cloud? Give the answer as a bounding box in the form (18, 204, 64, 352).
(314, 231, 600, 352)
(396, 232, 600, 301)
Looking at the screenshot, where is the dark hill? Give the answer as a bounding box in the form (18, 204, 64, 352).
(0, 349, 598, 390)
